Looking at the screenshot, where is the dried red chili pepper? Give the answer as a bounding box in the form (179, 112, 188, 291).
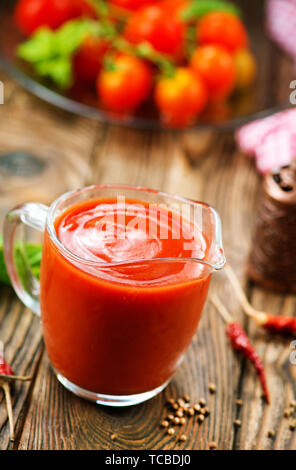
(261, 315, 296, 336)
(0, 345, 32, 441)
(225, 264, 296, 337)
(0, 353, 14, 376)
(226, 322, 270, 404)
(210, 294, 270, 404)
(0, 351, 15, 440)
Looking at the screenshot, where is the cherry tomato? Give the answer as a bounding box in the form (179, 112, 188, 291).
(97, 54, 153, 112)
(14, 0, 95, 36)
(197, 11, 248, 53)
(109, 0, 158, 11)
(190, 45, 236, 101)
(201, 100, 231, 124)
(77, 0, 97, 17)
(15, 0, 48, 34)
(161, 0, 189, 16)
(73, 37, 109, 85)
(154, 67, 208, 127)
(124, 5, 186, 61)
(234, 49, 257, 90)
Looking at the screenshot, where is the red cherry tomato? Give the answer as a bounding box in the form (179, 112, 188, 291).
(97, 54, 153, 113)
(197, 11, 248, 53)
(154, 67, 208, 127)
(161, 0, 189, 16)
(77, 0, 97, 17)
(190, 45, 236, 100)
(14, 0, 95, 36)
(124, 5, 186, 60)
(73, 37, 109, 85)
(73, 0, 97, 18)
(109, 0, 158, 11)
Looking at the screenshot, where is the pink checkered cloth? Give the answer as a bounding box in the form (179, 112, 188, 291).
(266, 0, 296, 66)
(236, 109, 296, 173)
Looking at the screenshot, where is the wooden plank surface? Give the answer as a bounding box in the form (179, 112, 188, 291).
(0, 8, 296, 448)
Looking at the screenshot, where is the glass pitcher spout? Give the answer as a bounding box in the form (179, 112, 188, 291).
(205, 205, 226, 271)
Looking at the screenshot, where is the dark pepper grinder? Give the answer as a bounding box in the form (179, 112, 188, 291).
(248, 159, 296, 293)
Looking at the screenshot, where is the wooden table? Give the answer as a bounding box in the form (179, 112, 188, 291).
(0, 34, 295, 450)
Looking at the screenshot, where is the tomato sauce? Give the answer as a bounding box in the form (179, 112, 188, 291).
(40, 199, 211, 395)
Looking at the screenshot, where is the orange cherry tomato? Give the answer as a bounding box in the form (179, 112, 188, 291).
(197, 11, 248, 53)
(124, 5, 186, 61)
(161, 0, 189, 16)
(97, 54, 153, 113)
(154, 67, 208, 127)
(73, 37, 109, 85)
(190, 45, 236, 101)
(234, 49, 257, 90)
(201, 100, 231, 124)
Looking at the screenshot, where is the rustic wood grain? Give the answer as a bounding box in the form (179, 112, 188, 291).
(13, 125, 294, 451)
(0, 0, 295, 449)
(0, 288, 43, 450)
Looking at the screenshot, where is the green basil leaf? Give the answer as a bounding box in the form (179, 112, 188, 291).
(17, 19, 104, 89)
(17, 28, 55, 63)
(35, 57, 73, 89)
(182, 0, 241, 21)
(0, 236, 42, 287)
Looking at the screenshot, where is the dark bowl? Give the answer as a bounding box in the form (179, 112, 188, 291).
(0, 0, 293, 130)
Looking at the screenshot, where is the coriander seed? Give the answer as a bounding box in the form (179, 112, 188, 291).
(187, 407, 195, 416)
(177, 398, 185, 408)
(209, 441, 217, 450)
(209, 383, 216, 394)
(198, 414, 205, 423)
(289, 420, 296, 431)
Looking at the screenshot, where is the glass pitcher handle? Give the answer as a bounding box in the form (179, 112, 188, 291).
(3, 203, 49, 317)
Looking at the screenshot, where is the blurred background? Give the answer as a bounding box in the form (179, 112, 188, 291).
(0, 0, 296, 450)
(0, 0, 294, 229)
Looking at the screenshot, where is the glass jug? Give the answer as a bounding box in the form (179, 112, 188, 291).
(4, 185, 225, 406)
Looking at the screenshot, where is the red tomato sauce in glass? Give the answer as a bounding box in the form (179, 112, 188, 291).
(40, 199, 211, 395)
